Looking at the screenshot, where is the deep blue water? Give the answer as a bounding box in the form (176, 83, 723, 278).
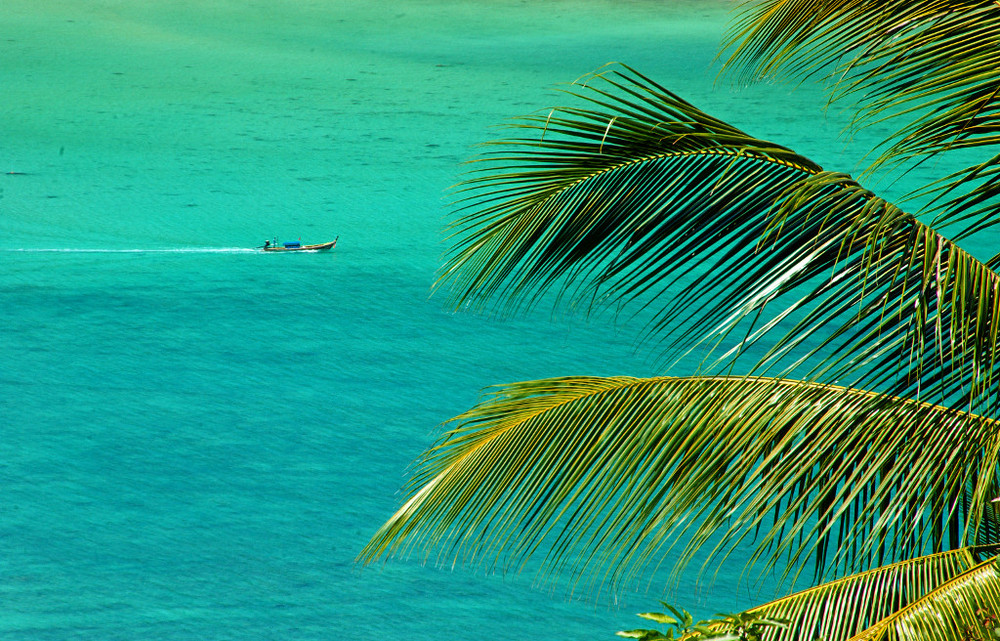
(0, 1, 924, 639)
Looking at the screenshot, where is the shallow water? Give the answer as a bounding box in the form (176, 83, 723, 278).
(0, 1, 929, 639)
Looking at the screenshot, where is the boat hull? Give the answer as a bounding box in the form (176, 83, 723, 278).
(262, 240, 336, 252)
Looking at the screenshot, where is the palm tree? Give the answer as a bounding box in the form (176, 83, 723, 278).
(360, 2, 1000, 639)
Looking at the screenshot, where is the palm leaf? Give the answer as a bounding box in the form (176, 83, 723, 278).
(914, 153, 1000, 244)
(848, 557, 1000, 641)
(726, 551, 1000, 641)
(721, 0, 1000, 237)
(358, 376, 1000, 595)
(439, 64, 1000, 414)
(698, 503, 1000, 641)
(965, 481, 1000, 551)
(739, 549, 982, 641)
(741, 499, 1000, 641)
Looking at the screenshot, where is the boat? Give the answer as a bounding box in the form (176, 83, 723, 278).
(261, 237, 337, 252)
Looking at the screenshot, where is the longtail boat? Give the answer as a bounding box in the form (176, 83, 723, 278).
(261, 237, 337, 252)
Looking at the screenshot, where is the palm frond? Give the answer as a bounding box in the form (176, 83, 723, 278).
(358, 376, 1000, 596)
(744, 549, 981, 641)
(849, 557, 1000, 641)
(722, 1, 1000, 156)
(915, 153, 1000, 242)
(722, 0, 1000, 230)
(965, 479, 1000, 551)
(439, 64, 1000, 415)
(720, 179, 1000, 414)
(439, 64, 817, 316)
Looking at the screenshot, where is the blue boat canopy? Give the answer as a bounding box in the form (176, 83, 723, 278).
(283, 241, 301, 248)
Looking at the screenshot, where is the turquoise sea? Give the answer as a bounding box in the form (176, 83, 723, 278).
(0, 2, 931, 639)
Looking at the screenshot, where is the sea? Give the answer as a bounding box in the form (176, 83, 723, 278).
(0, 1, 936, 639)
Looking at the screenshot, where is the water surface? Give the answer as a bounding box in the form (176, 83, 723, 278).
(2, 2, 888, 638)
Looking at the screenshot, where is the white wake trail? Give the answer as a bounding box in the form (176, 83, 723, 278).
(4, 247, 258, 253)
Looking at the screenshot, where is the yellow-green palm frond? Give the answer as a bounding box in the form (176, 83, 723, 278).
(969, 488, 1000, 551)
(439, 64, 819, 317)
(723, 0, 1000, 158)
(915, 153, 1000, 245)
(849, 557, 1000, 641)
(725, 177, 1000, 415)
(358, 376, 1000, 596)
(439, 64, 1000, 415)
(743, 549, 982, 641)
(722, 0, 1000, 240)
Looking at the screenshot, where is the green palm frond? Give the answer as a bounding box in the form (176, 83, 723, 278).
(965, 480, 1000, 551)
(722, 1, 1000, 156)
(358, 376, 1000, 595)
(730, 180, 1000, 413)
(439, 65, 1000, 414)
(440, 64, 816, 316)
(849, 557, 1000, 641)
(440, 68, 816, 319)
(722, 1, 1000, 236)
(744, 549, 982, 641)
(916, 154, 1000, 243)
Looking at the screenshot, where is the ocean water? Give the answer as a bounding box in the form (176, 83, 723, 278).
(0, 2, 911, 639)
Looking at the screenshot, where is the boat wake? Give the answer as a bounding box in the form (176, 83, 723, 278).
(4, 247, 258, 253)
